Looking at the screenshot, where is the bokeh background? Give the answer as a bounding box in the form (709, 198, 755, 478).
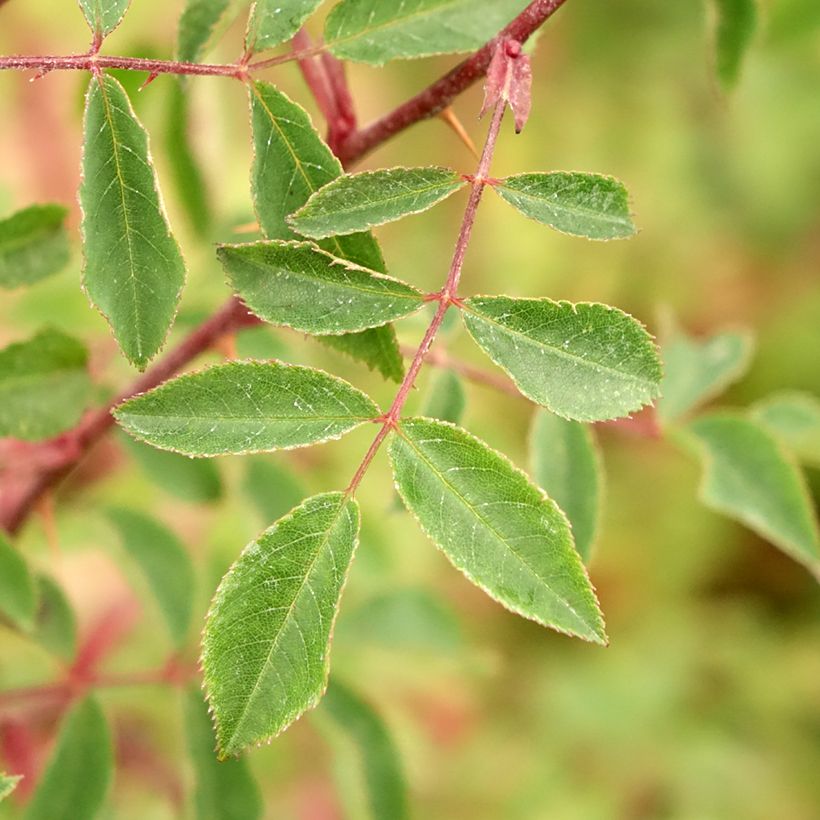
(1, 1, 819, 818)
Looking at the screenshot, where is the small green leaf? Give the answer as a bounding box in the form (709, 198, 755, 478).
(751, 392, 820, 467)
(184, 686, 263, 820)
(0, 534, 37, 632)
(318, 326, 405, 383)
(242, 457, 306, 522)
(81, 74, 186, 369)
(530, 410, 603, 564)
(107, 508, 194, 647)
(288, 167, 467, 239)
(78, 0, 130, 36)
(202, 492, 360, 756)
(1, 773, 22, 803)
(710, 0, 758, 90)
(0, 329, 91, 441)
(687, 414, 820, 573)
(0, 204, 70, 289)
(115, 361, 379, 457)
(463, 297, 662, 422)
(658, 327, 753, 424)
(246, 0, 324, 53)
(32, 575, 77, 662)
(421, 369, 466, 425)
(325, 0, 530, 64)
(494, 173, 636, 240)
(177, 0, 245, 63)
(24, 697, 112, 820)
(220, 240, 424, 335)
(390, 418, 607, 643)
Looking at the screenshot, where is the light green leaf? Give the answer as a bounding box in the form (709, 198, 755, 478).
(463, 297, 662, 422)
(1, 773, 22, 803)
(202, 492, 360, 756)
(289, 167, 467, 239)
(220, 240, 424, 335)
(115, 361, 379, 457)
(390, 418, 607, 643)
(243, 457, 306, 523)
(687, 414, 820, 574)
(107, 508, 194, 647)
(32, 575, 77, 662)
(530, 410, 603, 564)
(177, 0, 246, 63)
(751, 392, 820, 467)
(319, 680, 409, 820)
(0, 329, 91, 441)
(24, 697, 112, 820)
(184, 687, 263, 820)
(81, 74, 186, 369)
(318, 326, 405, 383)
(0, 204, 70, 289)
(421, 369, 466, 425)
(0, 534, 37, 632)
(78, 0, 130, 36)
(494, 173, 636, 240)
(246, 0, 324, 53)
(658, 327, 753, 424)
(325, 0, 530, 64)
(710, 0, 758, 90)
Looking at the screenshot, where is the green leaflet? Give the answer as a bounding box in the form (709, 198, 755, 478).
(246, 0, 325, 53)
(78, 0, 131, 36)
(1, 774, 21, 803)
(658, 327, 754, 424)
(0, 204, 70, 289)
(202, 492, 360, 756)
(177, 0, 245, 62)
(318, 327, 404, 383)
(494, 173, 636, 240)
(81, 74, 186, 369)
(389, 418, 607, 643)
(24, 698, 113, 820)
(463, 297, 662, 422)
(319, 680, 409, 820)
(687, 414, 820, 574)
(325, 0, 531, 64)
(114, 361, 379, 457)
(751, 392, 820, 467)
(0, 329, 91, 441)
(32, 575, 78, 662)
(107, 508, 195, 647)
(710, 0, 758, 89)
(0, 533, 37, 632)
(184, 687, 263, 820)
(220, 240, 425, 334)
(421, 369, 466, 425)
(243, 457, 306, 522)
(288, 167, 467, 239)
(530, 410, 603, 564)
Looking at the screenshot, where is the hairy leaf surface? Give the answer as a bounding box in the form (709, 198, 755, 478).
(203, 492, 360, 756)
(78, 0, 130, 36)
(751, 392, 820, 467)
(246, 0, 324, 52)
(81, 74, 186, 368)
(711, 0, 758, 89)
(494, 173, 635, 240)
(390, 418, 606, 643)
(0, 534, 37, 632)
(463, 297, 662, 422)
(33, 575, 77, 662)
(0, 204, 70, 289)
(114, 361, 379, 457)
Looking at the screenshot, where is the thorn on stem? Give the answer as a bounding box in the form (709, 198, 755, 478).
(138, 71, 159, 91)
(439, 108, 479, 159)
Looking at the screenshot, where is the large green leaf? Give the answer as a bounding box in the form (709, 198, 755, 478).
(0, 534, 37, 632)
(494, 173, 636, 240)
(325, 0, 531, 64)
(107, 508, 194, 647)
(289, 167, 467, 239)
(0, 204, 70, 289)
(78, 0, 130, 36)
(32, 575, 78, 662)
(202, 492, 360, 756)
(1, 774, 21, 803)
(81, 74, 186, 369)
(658, 327, 753, 424)
(318, 327, 404, 383)
(184, 687, 263, 820)
(687, 414, 820, 574)
(751, 392, 820, 467)
(463, 297, 662, 422)
(0, 329, 91, 441)
(710, 0, 758, 90)
(390, 418, 606, 643)
(24, 697, 112, 820)
(530, 410, 603, 564)
(177, 0, 245, 62)
(246, 0, 324, 53)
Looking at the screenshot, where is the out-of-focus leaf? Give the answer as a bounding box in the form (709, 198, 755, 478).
(710, 0, 758, 90)
(32, 575, 77, 662)
(390, 418, 607, 643)
(246, 0, 324, 53)
(202, 492, 360, 756)
(0, 204, 70, 289)
(750, 392, 820, 467)
(235, 325, 289, 360)
(0, 773, 21, 803)
(242, 457, 306, 522)
(421, 370, 466, 425)
(318, 326, 404, 383)
(177, 0, 246, 63)
(0, 534, 37, 632)
(78, 0, 130, 36)
(0, 329, 90, 441)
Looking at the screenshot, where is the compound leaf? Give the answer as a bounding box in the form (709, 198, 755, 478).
(177, 0, 246, 63)
(710, 0, 758, 90)
(114, 361, 379, 457)
(0, 204, 70, 289)
(246, 0, 325, 53)
(389, 418, 606, 643)
(78, 0, 130, 36)
(81, 74, 186, 369)
(1, 774, 21, 803)
(0, 534, 37, 632)
(463, 297, 662, 422)
(494, 173, 636, 240)
(751, 392, 820, 467)
(203, 492, 360, 756)
(288, 167, 467, 239)
(32, 575, 77, 662)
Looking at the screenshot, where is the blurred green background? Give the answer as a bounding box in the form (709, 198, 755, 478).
(1, 1, 819, 818)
